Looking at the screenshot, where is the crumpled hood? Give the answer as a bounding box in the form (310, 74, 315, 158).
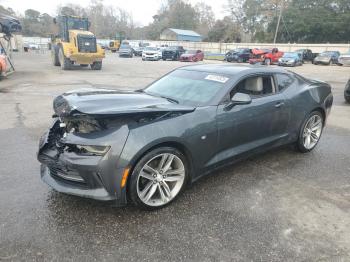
(53, 88, 195, 116)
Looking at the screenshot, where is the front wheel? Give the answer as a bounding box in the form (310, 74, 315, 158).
(51, 46, 60, 66)
(58, 47, 71, 70)
(128, 147, 188, 210)
(297, 111, 323, 153)
(90, 61, 102, 70)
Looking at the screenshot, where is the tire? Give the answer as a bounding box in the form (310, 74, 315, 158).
(264, 58, 271, 65)
(51, 45, 60, 66)
(296, 111, 324, 153)
(111, 50, 116, 53)
(58, 46, 71, 70)
(162, 58, 166, 61)
(90, 61, 102, 70)
(345, 94, 350, 103)
(128, 147, 188, 210)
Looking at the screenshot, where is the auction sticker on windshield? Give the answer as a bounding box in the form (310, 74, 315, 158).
(205, 74, 229, 83)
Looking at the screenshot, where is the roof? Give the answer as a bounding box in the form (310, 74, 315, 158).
(167, 28, 201, 37)
(178, 63, 288, 76)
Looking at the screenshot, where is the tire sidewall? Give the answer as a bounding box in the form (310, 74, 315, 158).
(297, 111, 324, 153)
(128, 147, 189, 210)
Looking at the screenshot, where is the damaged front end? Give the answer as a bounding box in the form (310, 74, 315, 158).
(38, 113, 130, 203)
(37, 89, 195, 204)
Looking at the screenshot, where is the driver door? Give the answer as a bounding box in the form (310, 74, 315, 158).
(214, 74, 290, 165)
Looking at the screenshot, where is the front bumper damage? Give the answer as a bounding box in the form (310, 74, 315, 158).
(37, 119, 130, 205)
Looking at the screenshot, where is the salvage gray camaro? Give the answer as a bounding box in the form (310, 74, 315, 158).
(38, 64, 333, 209)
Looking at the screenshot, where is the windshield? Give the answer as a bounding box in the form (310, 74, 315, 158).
(320, 52, 333, 57)
(185, 50, 196, 54)
(168, 46, 179, 50)
(120, 44, 131, 49)
(283, 53, 298, 58)
(144, 70, 229, 106)
(67, 18, 89, 31)
(145, 47, 158, 51)
(234, 48, 246, 53)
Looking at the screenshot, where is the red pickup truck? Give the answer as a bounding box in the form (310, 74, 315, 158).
(249, 48, 284, 65)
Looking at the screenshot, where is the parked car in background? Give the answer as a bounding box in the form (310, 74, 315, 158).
(295, 49, 315, 63)
(162, 46, 186, 60)
(344, 79, 350, 103)
(142, 46, 162, 61)
(225, 48, 251, 63)
(133, 46, 143, 56)
(0, 54, 6, 78)
(278, 52, 303, 67)
(179, 50, 204, 62)
(313, 51, 340, 65)
(249, 48, 283, 65)
(338, 52, 350, 66)
(119, 44, 133, 58)
(37, 64, 333, 209)
(28, 43, 40, 50)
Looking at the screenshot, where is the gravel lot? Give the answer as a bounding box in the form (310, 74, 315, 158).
(0, 52, 349, 261)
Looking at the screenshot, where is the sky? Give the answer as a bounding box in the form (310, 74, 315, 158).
(1, 0, 229, 26)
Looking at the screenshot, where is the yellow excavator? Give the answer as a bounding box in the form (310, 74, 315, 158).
(51, 15, 105, 70)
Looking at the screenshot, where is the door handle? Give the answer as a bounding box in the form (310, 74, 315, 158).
(275, 102, 285, 108)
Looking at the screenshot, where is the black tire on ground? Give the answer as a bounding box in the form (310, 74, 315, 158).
(345, 95, 350, 103)
(128, 147, 189, 210)
(111, 50, 117, 53)
(162, 58, 166, 61)
(90, 61, 102, 70)
(296, 111, 324, 153)
(51, 45, 60, 66)
(58, 46, 71, 70)
(264, 58, 271, 65)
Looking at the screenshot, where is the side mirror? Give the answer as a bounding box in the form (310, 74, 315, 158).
(224, 92, 252, 110)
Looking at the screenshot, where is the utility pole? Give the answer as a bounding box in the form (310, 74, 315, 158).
(273, 1, 283, 44)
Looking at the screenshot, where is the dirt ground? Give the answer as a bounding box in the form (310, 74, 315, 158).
(0, 52, 349, 261)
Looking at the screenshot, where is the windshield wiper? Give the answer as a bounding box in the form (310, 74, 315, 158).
(141, 90, 179, 104)
(160, 96, 179, 104)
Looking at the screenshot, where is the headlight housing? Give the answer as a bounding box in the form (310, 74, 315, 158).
(75, 145, 110, 156)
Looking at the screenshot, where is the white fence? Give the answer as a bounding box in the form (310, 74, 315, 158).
(21, 36, 350, 54)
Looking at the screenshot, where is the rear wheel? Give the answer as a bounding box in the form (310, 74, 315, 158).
(90, 61, 102, 70)
(58, 46, 71, 70)
(128, 147, 188, 210)
(264, 58, 271, 65)
(297, 111, 323, 153)
(51, 45, 60, 66)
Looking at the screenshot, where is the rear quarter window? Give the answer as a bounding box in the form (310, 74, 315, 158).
(275, 73, 295, 92)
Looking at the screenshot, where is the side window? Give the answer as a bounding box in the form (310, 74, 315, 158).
(230, 75, 275, 98)
(275, 73, 294, 92)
